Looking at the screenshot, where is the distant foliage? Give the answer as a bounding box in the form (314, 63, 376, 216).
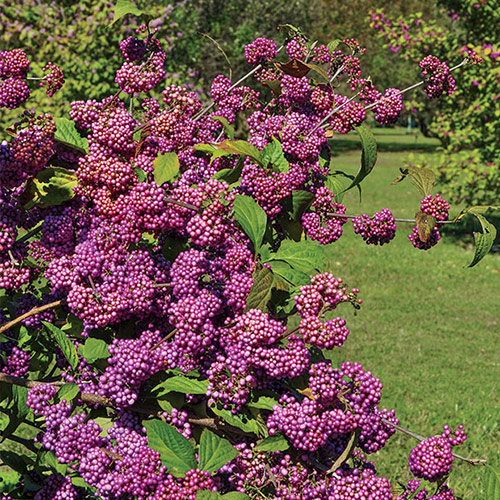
(372, 0, 500, 205)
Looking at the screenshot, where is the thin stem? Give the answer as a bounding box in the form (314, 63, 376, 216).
(326, 213, 456, 224)
(283, 325, 300, 339)
(307, 90, 362, 137)
(27, 77, 44, 81)
(164, 197, 198, 211)
(7, 249, 18, 266)
(149, 329, 176, 352)
(193, 45, 284, 122)
(152, 283, 171, 289)
(0, 300, 63, 336)
(17, 223, 42, 243)
(381, 418, 487, 466)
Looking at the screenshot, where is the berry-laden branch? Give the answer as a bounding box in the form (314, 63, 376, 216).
(381, 418, 487, 466)
(0, 300, 63, 336)
(327, 213, 456, 224)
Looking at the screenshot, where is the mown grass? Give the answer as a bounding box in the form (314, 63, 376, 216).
(325, 134, 500, 498)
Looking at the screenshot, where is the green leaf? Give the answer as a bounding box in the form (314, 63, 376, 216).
(133, 166, 148, 183)
(270, 263, 310, 287)
(484, 466, 500, 500)
(79, 338, 110, 364)
(144, 420, 197, 477)
(212, 157, 244, 184)
(245, 263, 274, 312)
(327, 39, 342, 52)
(290, 190, 314, 220)
(261, 137, 289, 173)
(41, 321, 79, 370)
(57, 383, 79, 403)
(196, 492, 222, 500)
(403, 166, 436, 197)
(153, 152, 180, 186)
(415, 212, 436, 242)
(110, 0, 144, 25)
(38, 450, 67, 475)
(21, 167, 78, 210)
(325, 173, 352, 203)
(265, 240, 325, 274)
(153, 376, 208, 396)
(255, 433, 290, 452)
(210, 406, 261, 435)
(53, 117, 88, 153)
(12, 385, 29, 419)
(215, 140, 262, 166)
(70, 476, 88, 488)
(467, 213, 497, 268)
(222, 493, 251, 499)
(198, 429, 238, 474)
(194, 144, 216, 154)
(247, 396, 278, 411)
(0, 451, 27, 475)
(211, 116, 235, 140)
(328, 428, 360, 473)
(343, 125, 377, 192)
(453, 205, 500, 223)
(232, 195, 267, 251)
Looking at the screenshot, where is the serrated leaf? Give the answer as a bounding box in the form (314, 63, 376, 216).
(154, 376, 208, 396)
(415, 212, 436, 242)
(198, 429, 238, 474)
(212, 157, 244, 184)
(327, 39, 342, 52)
(261, 137, 289, 173)
(56, 383, 79, 403)
(255, 433, 290, 452)
(272, 264, 311, 287)
(133, 166, 148, 182)
(265, 240, 325, 274)
(79, 338, 110, 364)
(144, 420, 197, 477)
(110, 0, 144, 25)
(21, 167, 78, 210)
(222, 494, 251, 500)
(232, 195, 267, 251)
(290, 190, 314, 220)
(153, 152, 180, 186)
(245, 263, 274, 312)
(70, 476, 87, 488)
(467, 214, 497, 268)
(484, 466, 500, 500)
(210, 406, 261, 435)
(53, 117, 88, 153)
(407, 166, 436, 197)
(93, 417, 114, 437)
(211, 116, 235, 140)
(41, 321, 78, 370)
(194, 143, 216, 153)
(12, 385, 29, 419)
(343, 125, 377, 192)
(453, 205, 500, 223)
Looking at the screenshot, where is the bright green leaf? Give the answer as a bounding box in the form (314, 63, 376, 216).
(266, 240, 325, 274)
(232, 195, 267, 251)
(41, 321, 79, 370)
(343, 125, 377, 192)
(247, 396, 278, 411)
(255, 433, 290, 452)
(261, 137, 289, 173)
(212, 157, 244, 184)
(484, 466, 500, 500)
(211, 116, 235, 140)
(198, 429, 238, 474)
(154, 376, 208, 396)
(57, 383, 79, 403)
(12, 385, 29, 419)
(467, 213, 497, 267)
(290, 190, 314, 220)
(215, 140, 262, 166)
(38, 450, 67, 475)
(153, 152, 180, 186)
(110, 0, 144, 25)
(210, 406, 261, 435)
(53, 117, 88, 153)
(144, 420, 197, 477)
(79, 338, 110, 364)
(196, 492, 222, 500)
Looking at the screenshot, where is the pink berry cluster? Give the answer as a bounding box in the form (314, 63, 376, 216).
(408, 425, 466, 482)
(0, 48, 30, 108)
(41, 62, 64, 97)
(244, 37, 278, 65)
(396, 479, 456, 500)
(409, 194, 450, 250)
(352, 208, 397, 245)
(420, 55, 456, 98)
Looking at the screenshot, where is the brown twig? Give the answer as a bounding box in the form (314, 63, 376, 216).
(149, 329, 177, 352)
(381, 418, 487, 466)
(164, 197, 199, 211)
(0, 300, 63, 336)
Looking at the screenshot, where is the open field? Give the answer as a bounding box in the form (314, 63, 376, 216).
(326, 131, 500, 497)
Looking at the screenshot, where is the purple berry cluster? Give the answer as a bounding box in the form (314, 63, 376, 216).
(0, 49, 30, 109)
(420, 55, 456, 98)
(409, 194, 449, 250)
(352, 208, 397, 245)
(244, 37, 278, 65)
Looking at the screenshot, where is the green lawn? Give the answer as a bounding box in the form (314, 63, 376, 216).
(325, 137, 500, 498)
